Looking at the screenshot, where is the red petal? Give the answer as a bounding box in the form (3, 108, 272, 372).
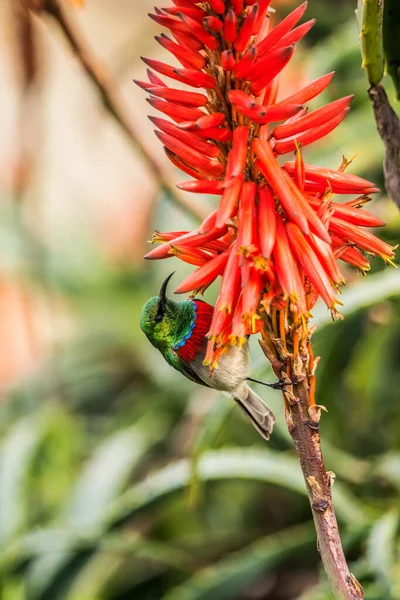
(170, 245, 214, 265)
(164, 5, 205, 21)
(284, 161, 378, 194)
(164, 148, 217, 180)
(241, 269, 263, 332)
(224, 8, 237, 42)
(250, 46, 295, 95)
(152, 230, 188, 242)
(281, 170, 331, 243)
(308, 197, 385, 228)
(155, 34, 206, 69)
(172, 30, 203, 51)
(195, 127, 232, 142)
(235, 102, 302, 124)
(333, 240, 370, 273)
(145, 226, 228, 259)
(234, 4, 258, 52)
(221, 49, 236, 70)
(138, 82, 207, 107)
(173, 68, 216, 88)
(274, 108, 350, 154)
(256, 1, 308, 56)
(253, 138, 310, 235)
(148, 13, 191, 34)
(199, 210, 218, 234)
(230, 295, 248, 348)
(179, 113, 226, 130)
(208, 0, 225, 15)
(252, 0, 273, 35)
(274, 18, 315, 48)
(258, 185, 276, 258)
(285, 221, 338, 309)
(150, 117, 220, 157)
(216, 175, 244, 227)
(273, 215, 307, 312)
(245, 44, 293, 81)
(307, 234, 345, 285)
(218, 244, 242, 313)
(155, 130, 224, 175)
(233, 47, 258, 79)
(237, 182, 258, 257)
(147, 69, 166, 86)
(174, 250, 230, 293)
(203, 16, 224, 32)
(229, 125, 249, 177)
(294, 144, 305, 191)
(177, 180, 224, 194)
(329, 218, 396, 261)
(179, 12, 219, 49)
(231, 0, 244, 16)
(277, 71, 334, 106)
(148, 97, 204, 122)
(273, 96, 354, 140)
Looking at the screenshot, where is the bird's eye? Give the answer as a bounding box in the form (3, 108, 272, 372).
(155, 313, 163, 323)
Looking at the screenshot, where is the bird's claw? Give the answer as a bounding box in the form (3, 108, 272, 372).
(269, 377, 292, 390)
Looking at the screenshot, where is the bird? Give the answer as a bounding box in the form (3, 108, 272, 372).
(140, 273, 286, 440)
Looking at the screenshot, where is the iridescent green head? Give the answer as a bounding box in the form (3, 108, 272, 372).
(140, 273, 195, 352)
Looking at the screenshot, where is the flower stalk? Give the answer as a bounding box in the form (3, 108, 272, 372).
(259, 314, 364, 600)
(139, 0, 396, 596)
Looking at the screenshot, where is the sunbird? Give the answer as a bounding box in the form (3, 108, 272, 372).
(140, 273, 286, 440)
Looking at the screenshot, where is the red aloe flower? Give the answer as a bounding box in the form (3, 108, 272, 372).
(140, 0, 396, 368)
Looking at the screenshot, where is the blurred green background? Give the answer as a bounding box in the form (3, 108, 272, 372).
(1, 0, 400, 599)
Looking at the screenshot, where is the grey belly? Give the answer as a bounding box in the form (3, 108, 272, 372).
(193, 343, 251, 393)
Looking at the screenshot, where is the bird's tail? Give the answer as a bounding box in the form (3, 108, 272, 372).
(233, 385, 276, 441)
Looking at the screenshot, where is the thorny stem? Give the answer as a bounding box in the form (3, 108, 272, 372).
(34, 0, 209, 221)
(260, 314, 364, 600)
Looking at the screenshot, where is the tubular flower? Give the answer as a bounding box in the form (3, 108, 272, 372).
(141, 0, 396, 368)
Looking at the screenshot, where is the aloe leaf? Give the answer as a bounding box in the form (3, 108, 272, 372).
(163, 522, 315, 600)
(106, 448, 367, 529)
(64, 425, 152, 528)
(189, 398, 233, 506)
(367, 509, 399, 592)
(27, 423, 159, 599)
(0, 417, 43, 544)
(312, 269, 400, 328)
(377, 452, 400, 490)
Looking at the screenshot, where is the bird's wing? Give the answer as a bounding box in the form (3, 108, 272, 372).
(177, 355, 212, 388)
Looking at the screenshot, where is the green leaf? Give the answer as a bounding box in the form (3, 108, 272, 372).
(64, 425, 151, 528)
(356, 0, 385, 86)
(375, 452, 400, 490)
(312, 268, 400, 328)
(189, 398, 233, 506)
(367, 509, 399, 592)
(106, 448, 367, 529)
(163, 522, 316, 600)
(27, 423, 159, 599)
(0, 417, 43, 544)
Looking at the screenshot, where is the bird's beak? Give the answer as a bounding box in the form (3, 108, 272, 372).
(158, 272, 175, 314)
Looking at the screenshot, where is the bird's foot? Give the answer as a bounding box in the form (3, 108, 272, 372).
(268, 377, 292, 390)
(247, 376, 292, 390)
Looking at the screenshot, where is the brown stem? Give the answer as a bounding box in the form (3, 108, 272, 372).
(287, 379, 363, 600)
(368, 83, 400, 209)
(34, 0, 208, 221)
(260, 325, 363, 600)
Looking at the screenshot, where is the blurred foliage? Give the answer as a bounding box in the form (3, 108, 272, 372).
(1, 1, 400, 599)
